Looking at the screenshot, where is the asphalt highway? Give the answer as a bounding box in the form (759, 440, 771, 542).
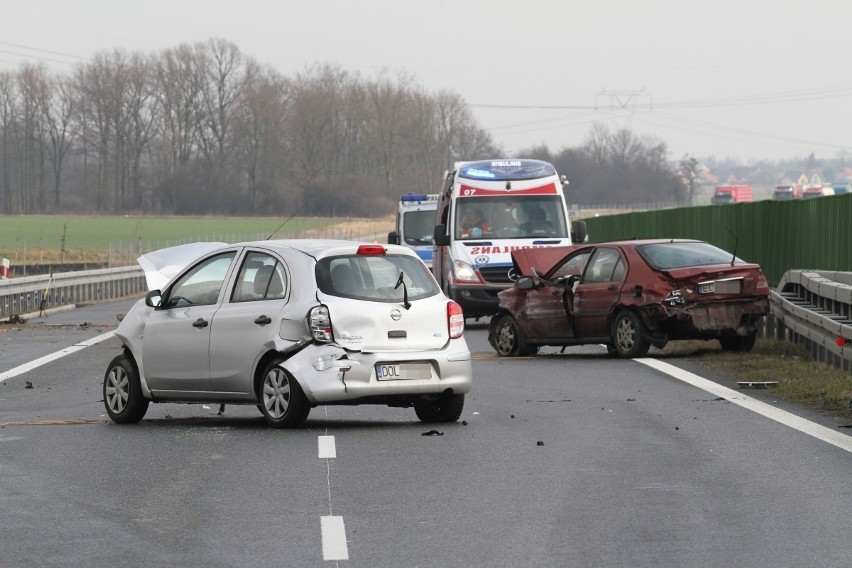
(1, 299, 850, 567)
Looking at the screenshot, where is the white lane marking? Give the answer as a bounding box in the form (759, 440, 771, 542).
(638, 358, 852, 453)
(320, 515, 349, 561)
(318, 435, 337, 459)
(0, 331, 116, 384)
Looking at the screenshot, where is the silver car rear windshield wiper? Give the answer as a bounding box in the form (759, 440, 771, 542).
(394, 272, 412, 310)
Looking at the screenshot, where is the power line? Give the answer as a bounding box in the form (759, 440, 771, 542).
(0, 40, 90, 68)
(471, 84, 852, 112)
(0, 40, 88, 61)
(0, 48, 84, 67)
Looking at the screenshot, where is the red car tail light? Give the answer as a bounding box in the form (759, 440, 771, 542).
(447, 301, 464, 338)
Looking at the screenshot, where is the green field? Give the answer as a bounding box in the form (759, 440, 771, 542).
(0, 214, 392, 264)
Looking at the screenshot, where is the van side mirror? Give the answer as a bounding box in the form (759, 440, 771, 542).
(571, 220, 588, 244)
(388, 231, 399, 245)
(433, 224, 449, 246)
(516, 277, 534, 290)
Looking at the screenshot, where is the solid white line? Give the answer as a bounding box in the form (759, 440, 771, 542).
(0, 331, 116, 384)
(637, 358, 852, 453)
(320, 516, 349, 561)
(318, 435, 337, 459)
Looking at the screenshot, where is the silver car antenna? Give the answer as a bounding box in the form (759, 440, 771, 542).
(266, 202, 307, 240)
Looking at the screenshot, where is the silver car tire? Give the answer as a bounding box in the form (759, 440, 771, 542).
(258, 361, 310, 428)
(103, 354, 149, 424)
(611, 311, 651, 358)
(414, 393, 465, 423)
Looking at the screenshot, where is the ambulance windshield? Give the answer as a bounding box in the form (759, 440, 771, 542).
(402, 209, 436, 245)
(455, 195, 568, 240)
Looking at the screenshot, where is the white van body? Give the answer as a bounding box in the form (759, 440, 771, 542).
(388, 193, 439, 269)
(432, 159, 586, 319)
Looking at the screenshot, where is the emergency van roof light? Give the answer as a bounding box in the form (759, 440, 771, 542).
(401, 193, 428, 203)
(357, 244, 386, 255)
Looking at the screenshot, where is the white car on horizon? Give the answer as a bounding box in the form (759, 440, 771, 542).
(103, 239, 472, 427)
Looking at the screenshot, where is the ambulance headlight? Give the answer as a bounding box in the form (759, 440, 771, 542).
(453, 260, 480, 283)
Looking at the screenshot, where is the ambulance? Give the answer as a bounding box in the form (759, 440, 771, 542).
(387, 193, 439, 269)
(432, 159, 587, 319)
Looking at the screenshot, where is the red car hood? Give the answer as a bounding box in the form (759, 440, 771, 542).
(511, 245, 584, 277)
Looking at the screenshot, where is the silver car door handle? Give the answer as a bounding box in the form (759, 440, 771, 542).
(192, 318, 209, 328)
(254, 315, 272, 325)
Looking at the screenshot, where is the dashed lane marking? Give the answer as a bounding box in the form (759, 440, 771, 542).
(320, 515, 349, 561)
(318, 435, 337, 459)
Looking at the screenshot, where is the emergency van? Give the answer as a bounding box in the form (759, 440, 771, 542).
(432, 159, 587, 318)
(387, 193, 439, 269)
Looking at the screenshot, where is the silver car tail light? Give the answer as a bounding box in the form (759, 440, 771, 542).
(309, 305, 333, 342)
(447, 301, 464, 339)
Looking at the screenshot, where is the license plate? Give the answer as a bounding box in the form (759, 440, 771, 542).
(698, 278, 742, 295)
(375, 362, 432, 381)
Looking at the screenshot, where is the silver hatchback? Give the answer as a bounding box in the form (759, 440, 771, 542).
(104, 240, 472, 427)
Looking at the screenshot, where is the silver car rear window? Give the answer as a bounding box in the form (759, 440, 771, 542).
(316, 254, 440, 301)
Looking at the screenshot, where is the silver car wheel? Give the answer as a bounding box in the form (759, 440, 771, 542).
(103, 354, 149, 424)
(262, 367, 291, 419)
(105, 366, 129, 414)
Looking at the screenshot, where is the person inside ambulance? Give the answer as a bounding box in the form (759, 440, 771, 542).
(522, 207, 553, 234)
(459, 208, 491, 238)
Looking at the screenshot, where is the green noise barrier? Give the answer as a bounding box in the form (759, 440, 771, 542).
(581, 193, 852, 286)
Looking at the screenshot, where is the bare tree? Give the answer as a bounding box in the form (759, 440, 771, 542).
(0, 71, 16, 212)
(584, 123, 610, 167)
(0, 38, 510, 217)
(13, 64, 49, 212)
(364, 71, 414, 198)
(123, 53, 159, 211)
(231, 68, 291, 211)
(287, 64, 350, 185)
(678, 154, 700, 204)
(195, 38, 256, 210)
(41, 73, 79, 209)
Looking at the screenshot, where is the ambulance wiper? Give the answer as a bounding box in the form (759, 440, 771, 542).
(394, 272, 411, 310)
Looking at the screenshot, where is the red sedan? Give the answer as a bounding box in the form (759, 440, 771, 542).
(488, 239, 770, 358)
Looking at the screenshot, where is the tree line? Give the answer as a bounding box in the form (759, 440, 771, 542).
(0, 38, 686, 217)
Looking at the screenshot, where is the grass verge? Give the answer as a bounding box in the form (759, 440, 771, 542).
(660, 338, 852, 423)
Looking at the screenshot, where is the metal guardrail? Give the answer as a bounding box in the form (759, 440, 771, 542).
(0, 266, 146, 319)
(768, 270, 852, 373)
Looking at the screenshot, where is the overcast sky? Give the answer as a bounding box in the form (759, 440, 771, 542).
(2, 0, 851, 162)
